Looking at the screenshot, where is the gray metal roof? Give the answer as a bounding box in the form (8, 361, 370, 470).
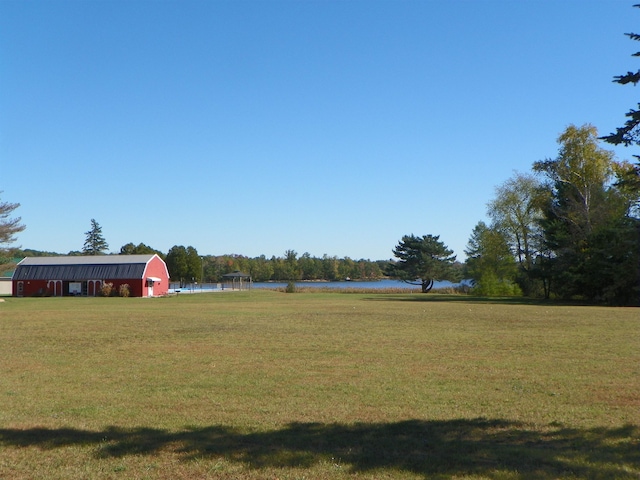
(12, 255, 156, 281)
(16, 255, 155, 266)
(222, 271, 251, 278)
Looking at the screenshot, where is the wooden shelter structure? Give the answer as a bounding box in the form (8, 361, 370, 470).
(222, 271, 252, 290)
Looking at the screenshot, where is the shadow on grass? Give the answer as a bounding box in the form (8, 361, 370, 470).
(364, 294, 594, 306)
(1, 419, 638, 478)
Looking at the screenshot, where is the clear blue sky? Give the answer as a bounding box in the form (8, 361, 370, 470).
(0, 0, 636, 260)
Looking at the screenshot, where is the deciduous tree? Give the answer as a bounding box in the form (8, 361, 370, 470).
(186, 246, 202, 283)
(166, 245, 188, 286)
(487, 172, 544, 271)
(534, 125, 639, 303)
(119, 242, 164, 258)
(465, 222, 520, 296)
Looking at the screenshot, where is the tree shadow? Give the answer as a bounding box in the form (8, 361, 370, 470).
(1, 419, 638, 478)
(364, 294, 594, 306)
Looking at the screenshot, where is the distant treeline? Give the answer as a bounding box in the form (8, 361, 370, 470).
(165, 246, 392, 284)
(203, 252, 390, 283)
(10, 246, 393, 283)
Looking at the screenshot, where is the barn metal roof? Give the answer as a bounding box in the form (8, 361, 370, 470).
(12, 255, 156, 281)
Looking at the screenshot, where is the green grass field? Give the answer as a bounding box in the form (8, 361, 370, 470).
(0, 291, 638, 479)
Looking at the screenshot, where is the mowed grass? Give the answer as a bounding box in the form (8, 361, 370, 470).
(0, 291, 638, 479)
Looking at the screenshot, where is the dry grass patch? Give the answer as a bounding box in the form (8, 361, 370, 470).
(0, 291, 638, 478)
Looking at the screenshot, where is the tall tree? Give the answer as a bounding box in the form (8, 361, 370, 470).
(82, 219, 109, 255)
(602, 4, 640, 149)
(283, 249, 300, 281)
(534, 125, 616, 240)
(165, 245, 188, 286)
(534, 125, 639, 303)
(389, 234, 458, 293)
(601, 3, 640, 209)
(186, 246, 202, 282)
(0, 193, 26, 273)
(487, 172, 544, 271)
(465, 222, 519, 296)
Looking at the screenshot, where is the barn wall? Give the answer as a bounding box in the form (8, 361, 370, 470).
(12, 255, 170, 298)
(13, 280, 55, 297)
(0, 278, 12, 296)
(13, 279, 146, 297)
(102, 279, 143, 297)
(143, 256, 170, 297)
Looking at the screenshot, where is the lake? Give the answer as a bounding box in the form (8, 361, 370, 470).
(170, 279, 467, 293)
(252, 279, 464, 290)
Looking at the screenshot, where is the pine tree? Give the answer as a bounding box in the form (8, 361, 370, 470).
(0, 193, 26, 273)
(82, 219, 109, 255)
(390, 234, 458, 293)
(601, 4, 640, 195)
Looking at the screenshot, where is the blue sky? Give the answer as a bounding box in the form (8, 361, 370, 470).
(0, 0, 637, 260)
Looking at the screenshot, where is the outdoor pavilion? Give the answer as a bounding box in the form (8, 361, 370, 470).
(221, 271, 252, 290)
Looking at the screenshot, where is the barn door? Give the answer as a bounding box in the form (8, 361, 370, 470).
(48, 280, 62, 296)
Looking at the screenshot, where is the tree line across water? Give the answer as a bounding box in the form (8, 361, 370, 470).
(2, 6, 640, 304)
(2, 119, 639, 306)
(9, 244, 397, 284)
(2, 120, 639, 305)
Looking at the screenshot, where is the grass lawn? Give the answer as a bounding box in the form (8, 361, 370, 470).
(0, 291, 638, 479)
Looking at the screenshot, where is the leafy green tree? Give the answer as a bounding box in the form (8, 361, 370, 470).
(322, 254, 339, 281)
(363, 260, 383, 279)
(535, 125, 614, 227)
(186, 246, 202, 283)
(249, 255, 275, 282)
(298, 252, 321, 280)
(534, 125, 639, 302)
(338, 257, 355, 280)
(389, 234, 458, 293)
(465, 222, 520, 296)
(270, 255, 285, 281)
(82, 219, 108, 255)
(487, 172, 544, 271)
(283, 249, 300, 281)
(165, 245, 189, 286)
(0, 193, 26, 274)
(119, 242, 164, 258)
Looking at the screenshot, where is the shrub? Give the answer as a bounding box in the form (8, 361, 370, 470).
(119, 284, 131, 297)
(471, 273, 523, 297)
(100, 282, 113, 297)
(285, 281, 297, 293)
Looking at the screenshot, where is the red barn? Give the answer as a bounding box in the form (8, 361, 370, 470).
(12, 254, 169, 298)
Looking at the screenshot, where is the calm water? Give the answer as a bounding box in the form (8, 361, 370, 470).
(170, 279, 466, 292)
(253, 279, 463, 290)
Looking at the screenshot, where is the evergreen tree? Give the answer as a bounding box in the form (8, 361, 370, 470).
(601, 3, 640, 203)
(0, 193, 26, 273)
(82, 219, 108, 255)
(534, 125, 639, 303)
(390, 234, 458, 293)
